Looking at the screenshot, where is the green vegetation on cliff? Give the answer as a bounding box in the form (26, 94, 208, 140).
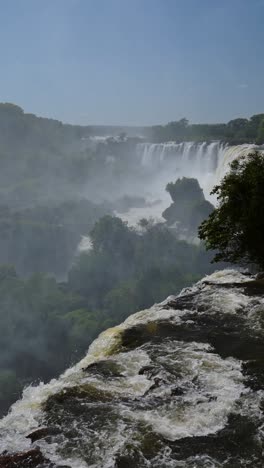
(199, 151, 264, 269)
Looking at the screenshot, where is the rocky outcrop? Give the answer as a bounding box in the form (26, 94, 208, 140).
(1, 270, 264, 467)
(162, 177, 214, 236)
(0, 449, 47, 468)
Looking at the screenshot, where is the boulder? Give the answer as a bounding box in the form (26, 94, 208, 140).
(0, 448, 47, 468)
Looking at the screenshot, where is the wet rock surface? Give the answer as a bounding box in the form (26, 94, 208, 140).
(168, 414, 263, 467)
(1, 270, 264, 467)
(26, 427, 62, 443)
(0, 448, 48, 468)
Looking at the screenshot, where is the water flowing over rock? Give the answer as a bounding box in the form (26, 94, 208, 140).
(113, 142, 263, 228)
(136, 141, 260, 200)
(1, 269, 264, 467)
(137, 141, 223, 172)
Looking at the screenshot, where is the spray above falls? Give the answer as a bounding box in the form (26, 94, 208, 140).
(114, 141, 261, 226)
(138, 141, 223, 172)
(136, 141, 259, 198)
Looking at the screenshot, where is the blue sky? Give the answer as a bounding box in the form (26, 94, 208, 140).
(0, 0, 264, 125)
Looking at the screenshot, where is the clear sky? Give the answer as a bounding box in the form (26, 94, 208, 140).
(1, 0, 264, 125)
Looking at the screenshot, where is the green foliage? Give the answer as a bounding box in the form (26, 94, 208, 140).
(199, 151, 264, 269)
(0, 199, 110, 277)
(62, 309, 102, 351)
(104, 281, 138, 321)
(70, 216, 215, 313)
(0, 269, 91, 414)
(90, 215, 135, 257)
(148, 114, 264, 144)
(0, 213, 216, 416)
(0, 102, 247, 417)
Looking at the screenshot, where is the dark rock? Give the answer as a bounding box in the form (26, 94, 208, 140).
(114, 448, 148, 468)
(44, 383, 113, 412)
(26, 426, 61, 442)
(83, 360, 123, 378)
(171, 386, 185, 396)
(255, 272, 264, 280)
(202, 279, 264, 291)
(0, 448, 47, 468)
(162, 177, 214, 233)
(242, 359, 264, 391)
(138, 365, 159, 378)
(168, 414, 262, 464)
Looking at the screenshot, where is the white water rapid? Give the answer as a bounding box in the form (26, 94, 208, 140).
(1, 269, 264, 467)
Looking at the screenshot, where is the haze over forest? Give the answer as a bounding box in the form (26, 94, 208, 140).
(1, 2, 264, 467)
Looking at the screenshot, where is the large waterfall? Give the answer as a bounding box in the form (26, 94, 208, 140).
(1, 270, 264, 467)
(137, 141, 224, 173)
(136, 141, 258, 195)
(1, 142, 264, 467)
(115, 142, 259, 226)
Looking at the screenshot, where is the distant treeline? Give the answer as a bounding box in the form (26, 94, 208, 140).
(1, 102, 264, 148)
(0, 102, 140, 146)
(146, 115, 264, 144)
(0, 103, 142, 208)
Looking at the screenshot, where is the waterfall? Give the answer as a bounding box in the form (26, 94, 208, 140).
(136, 141, 262, 202)
(214, 143, 258, 184)
(136, 141, 225, 201)
(1, 269, 264, 466)
(111, 141, 263, 227)
(137, 141, 226, 173)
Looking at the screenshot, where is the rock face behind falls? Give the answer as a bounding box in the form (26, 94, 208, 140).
(1, 270, 264, 467)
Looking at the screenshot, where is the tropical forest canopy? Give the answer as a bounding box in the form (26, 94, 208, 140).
(0, 215, 215, 416)
(0, 102, 259, 417)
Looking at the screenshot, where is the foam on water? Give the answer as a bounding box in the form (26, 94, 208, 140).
(201, 268, 253, 284)
(131, 341, 244, 441)
(214, 144, 258, 185)
(1, 269, 264, 466)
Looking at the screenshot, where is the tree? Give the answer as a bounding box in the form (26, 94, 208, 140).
(198, 151, 264, 269)
(227, 118, 248, 131)
(256, 118, 264, 145)
(90, 215, 136, 258)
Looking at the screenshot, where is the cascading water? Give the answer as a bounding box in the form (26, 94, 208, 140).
(137, 141, 225, 177)
(2, 142, 261, 465)
(214, 143, 258, 184)
(115, 141, 260, 227)
(1, 269, 264, 467)
(136, 141, 261, 198)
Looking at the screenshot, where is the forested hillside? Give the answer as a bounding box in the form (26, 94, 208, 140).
(0, 102, 258, 418)
(0, 215, 215, 415)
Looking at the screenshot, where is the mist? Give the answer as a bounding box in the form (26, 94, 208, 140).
(0, 102, 262, 419)
(1, 2, 264, 466)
